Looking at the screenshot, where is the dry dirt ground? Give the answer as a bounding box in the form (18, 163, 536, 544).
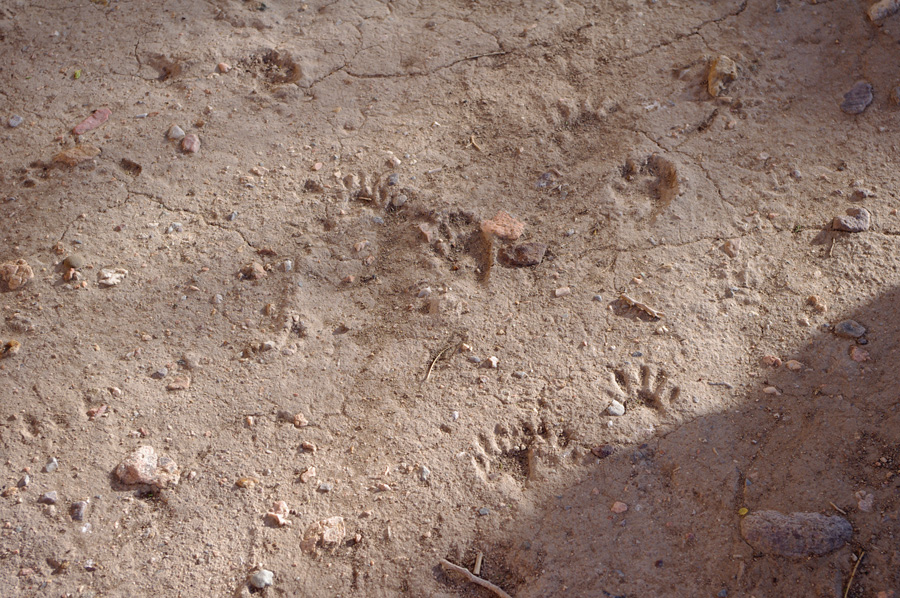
(1, 0, 900, 596)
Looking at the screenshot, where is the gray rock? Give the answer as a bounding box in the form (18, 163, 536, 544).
(43, 458, 59, 473)
(249, 569, 274, 589)
(832, 207, 871, 232)
(71, 501, 88, 521)
(840, 81, 874, 115)
(419, 465, 431, 482)
(167, 124, 185, 140)
(740, 510, 851, 557)
(607, 400, 626, 416)
(39, 491, 58, 505)
(478, 507, 490, 516)
(151, 367, 168, 380)
(834, 319, 866, 339)
(17, 475, 29, 488)
(8, 115, 23, 128)
(317, 482, 334, 493)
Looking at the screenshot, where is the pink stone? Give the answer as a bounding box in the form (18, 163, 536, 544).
(481, 210, 525, 241)
(73, 108, 111, 135)
(182, 133, 201, 153)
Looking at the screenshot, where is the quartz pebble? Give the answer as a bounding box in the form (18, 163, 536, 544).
(8, 115, 23, 128)
(300, 516, 345, 554)
(114, 446, 180, 488)
(607, 400, 626, 416)
(740, 510, 852, 557)
(167, 125, 185, 140)
(249, 569, 274, 589)
(43, 458, 59, 473)
(611, 501, 628, 514)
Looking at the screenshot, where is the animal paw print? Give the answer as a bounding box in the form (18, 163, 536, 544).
(606, 363, 681, 413)
(469, 419, 576, 483)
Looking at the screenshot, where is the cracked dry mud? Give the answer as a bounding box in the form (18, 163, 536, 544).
(2, 1, 900, 597)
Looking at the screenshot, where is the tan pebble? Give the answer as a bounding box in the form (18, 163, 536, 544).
(217, 62, 231, 73)
(299, 466, 316, 483)
(1, 340, 21, 359)
(554, 286, 572, 298)
(761, 355, 781, 368)
(0, 259, 34, 290)
(721, 239, 741, 258)
(342, 275, 355, 284)
(165, 375, 191, 391)
(707, 55, 738, 97)
(236, 477, 259, 489)
(611, 501, 628, 513)
(293, 413, 309, 428)
(480, 210, 525, 241)
(312, 162, 323, 171)
(239, 262, 266, 280)
(785, 360, 803, 371)
(301, 441, 317, 453)
(376, 483, 392, 492)
(763, 386, 781, 395)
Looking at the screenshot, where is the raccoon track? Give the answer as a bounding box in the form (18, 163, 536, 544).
(609, 363, 682, 412)
(469, 419, 577, 484)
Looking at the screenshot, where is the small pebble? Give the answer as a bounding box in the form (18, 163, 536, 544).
(226, 211, 238, 221)
(387, 173, 399, 186)
(592, 294, 603, 302)
(611, 501, 628, 514)
(554, 286, 572, 298)
(721, 239, 741, 258)
(318, 482, 334, 493)
(607, 400, 626, 416)
(17, 475, 30, 488)
(249, 569, 274, 589)
(512, 371, 527, 379)
(718, 590, 728, 598)
(167, 124, 185, 140)
(151, 367, 168, 379)
(832, 207, 871, 233)
(8, 115, 23, 128)
(483, 356, 499, 369)
(71, 501, 88, 521)
(419, 465, 431, 482)
(840, 81, 874, 115)
(498, 242, 547, 267)
(181, 133, 200, 153)
(468, 355, 482, 364)
(43, 458, 59, 473)
(39, 491, 58, 505)
(217, 62, 231, 73)
(478, 507, 490, 516)
(834, 319, 866, 339)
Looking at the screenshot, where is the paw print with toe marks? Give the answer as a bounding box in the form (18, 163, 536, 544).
(605, 363, 682, 413)
(469, 418, 578, 484)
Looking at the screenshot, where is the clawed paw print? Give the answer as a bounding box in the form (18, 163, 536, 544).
(469, 419, 576, 484)
(605, 363, 681, 413)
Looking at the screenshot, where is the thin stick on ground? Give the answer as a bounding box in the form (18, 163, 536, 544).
(439, 558, 514, 598)
(829, 501, 847, 515)
(842, 551, 865, 598)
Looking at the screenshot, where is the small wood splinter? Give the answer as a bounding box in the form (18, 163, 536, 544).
(619, 293, 665, 319)
(440, 558, 513, 598)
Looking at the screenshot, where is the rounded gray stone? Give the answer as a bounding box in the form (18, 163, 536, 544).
(607, 400, 626, 416)
(834, 319, 866, 339)
(832, 207, 871, 233)
(740, 510, 852, 557)
(249, 569, 274, 589)
(840, 81, 873, 115)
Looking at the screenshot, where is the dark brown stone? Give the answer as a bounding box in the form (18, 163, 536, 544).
(498, 242, 547, 267)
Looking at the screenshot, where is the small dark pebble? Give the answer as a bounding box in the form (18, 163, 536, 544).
(858, 337, 868, 345)
(718, 590, 728, 598)
(591, 444, 616, 459)
(632, 351, 643, 357)
(387, 173, 399, 186)
(71, 501, 88, 521)
(834, 319, 866, 339)
(317, 482, 333, 493)
(39, 491, 58, 505)
(227, 211, 238, 221)
(17, 475, 29, 488)
(477, 507, 489, 516)
(150, 367, 168, 380)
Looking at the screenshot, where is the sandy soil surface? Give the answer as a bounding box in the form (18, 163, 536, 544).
(1, 0, 900, 596)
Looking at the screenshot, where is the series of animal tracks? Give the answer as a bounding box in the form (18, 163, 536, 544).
(466, 363, 687, 487)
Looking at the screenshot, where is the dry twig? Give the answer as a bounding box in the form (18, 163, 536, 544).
(440, 558, 513, 598)
(619, 293, 665, 319)
(842, 551, 865, 598)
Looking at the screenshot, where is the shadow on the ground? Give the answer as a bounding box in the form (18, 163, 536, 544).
(453, 287, 900, 598)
